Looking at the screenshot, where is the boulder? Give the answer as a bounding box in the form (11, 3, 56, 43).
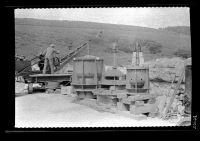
(15, 82, 28, 93)
(145, 57, 185, 83)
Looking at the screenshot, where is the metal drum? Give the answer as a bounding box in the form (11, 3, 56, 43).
(72, 55, 104, 99)
(126, 66, 149, 93)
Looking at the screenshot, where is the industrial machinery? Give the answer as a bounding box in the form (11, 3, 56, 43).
(17, 40, 91, 94)
(93, 42, 126, 106)
(93, 67, 126, 106)
(93, 42, 157, 116)
(125, 65, 149, 93)
(15, 53, 61, 80)
(71, 55, 104, 99)
(117, 43, 157, 116)
(117, 65, 157, 116)
(15, 56, 32, 82)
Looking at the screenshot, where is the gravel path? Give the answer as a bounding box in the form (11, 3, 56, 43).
(15, 93, 177, 127)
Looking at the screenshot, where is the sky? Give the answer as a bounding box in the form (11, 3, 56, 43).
(15, 8, 190, 29)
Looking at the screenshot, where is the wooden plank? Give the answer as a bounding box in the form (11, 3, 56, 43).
(46, 81, 60, 89)
(161, 68, 185, 118)
(100, 80, 126, 85)
(74, 89, 95, 92)
(130, 103, 157, 115)
(122, 98, 131, 104)
(97, 95, 116, 105)
(127, 92, 150, 95)
(30, 73, 72, 77)
(93, 89, 127, 96)
(117, 102, 129, 111)
(32, 76, 71, 83)
(117, 93, 128, 99)
(135, 101, 144, 106)
(127, 94, 156, 102)
(156, 95, 167, 116)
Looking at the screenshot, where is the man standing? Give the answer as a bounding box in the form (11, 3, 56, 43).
(42, 44, 60, 74)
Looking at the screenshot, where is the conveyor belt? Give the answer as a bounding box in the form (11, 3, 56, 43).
(55, 40, 90, 72)
(16, 40, 90, 76)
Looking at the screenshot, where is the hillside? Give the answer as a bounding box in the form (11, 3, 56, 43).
(159, 26, 190, 36)
(15, 18, 191, 66)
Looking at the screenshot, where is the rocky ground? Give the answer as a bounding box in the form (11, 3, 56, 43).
(148, 57, 191, 119)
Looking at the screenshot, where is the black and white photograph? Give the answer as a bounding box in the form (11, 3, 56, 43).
(14, 8, 192, 128)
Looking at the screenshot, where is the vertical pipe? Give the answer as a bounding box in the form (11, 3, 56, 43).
(113, 42, 116, 90)
(95, 59, 97, 89)
(87, 42, 90, 55)
(147, 68, 149, 93)
(82, 59, 84, 90)
(114, 52, 116, 67)
(136, 42, 139, 66)
(135, 68, 137, 92)
(113, 42, 117, 68)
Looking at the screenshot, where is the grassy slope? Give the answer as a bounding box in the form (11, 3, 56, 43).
(15, 18, 191, 66)
(159, 26, 190, 36)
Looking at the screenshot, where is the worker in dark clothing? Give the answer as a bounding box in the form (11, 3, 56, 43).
(42, 44, 60, 74)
